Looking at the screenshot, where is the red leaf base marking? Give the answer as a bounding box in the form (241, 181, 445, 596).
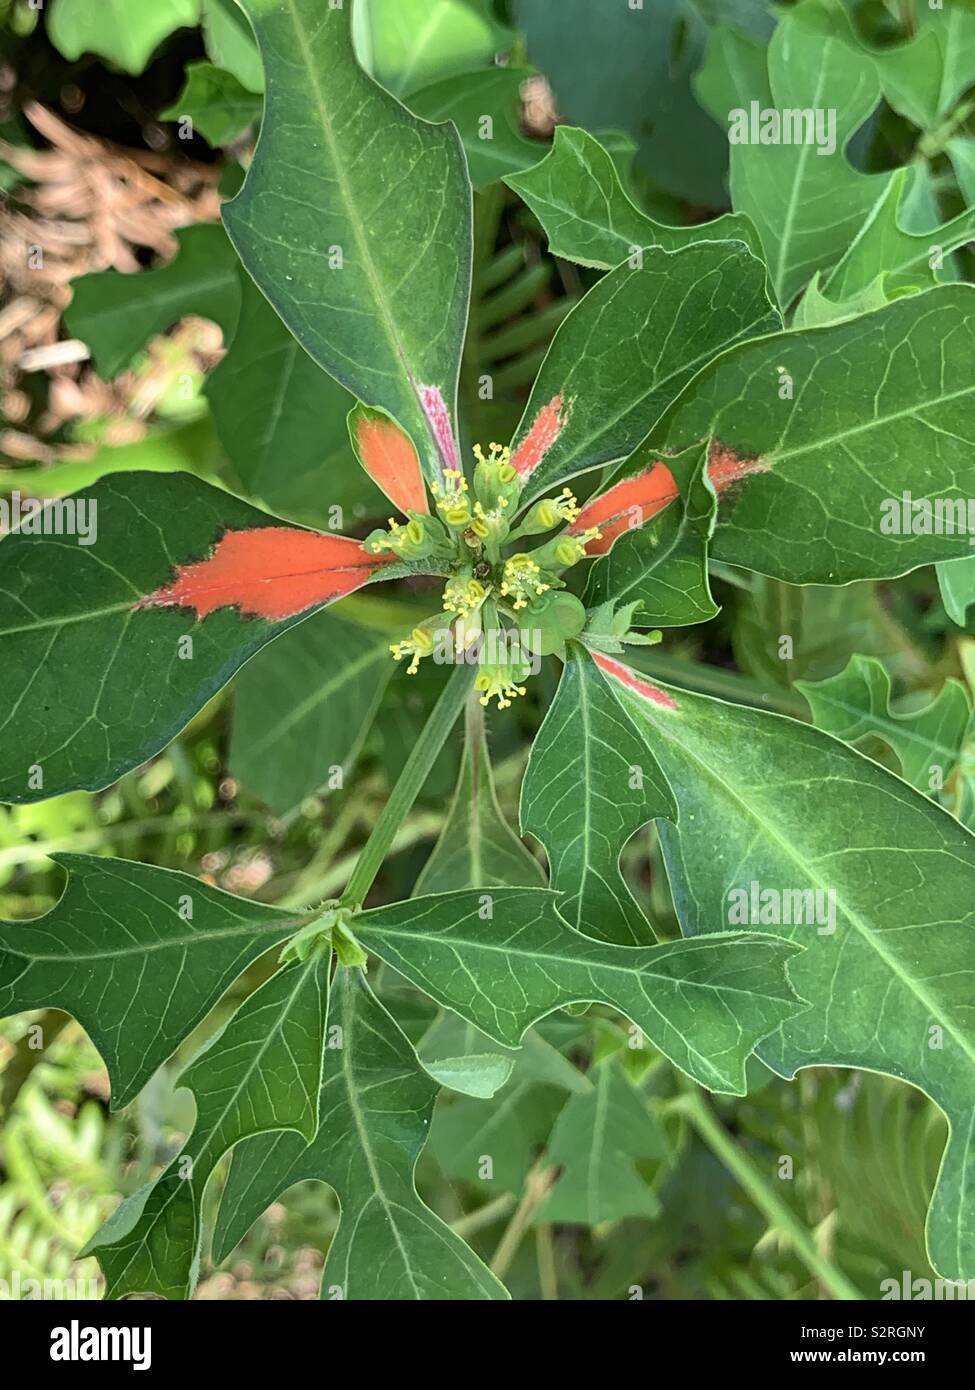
(511, 393, 570, 479)
(572, 442, 766, 556)
(593, 651, 679, 710)
(136, 528, 390, 622)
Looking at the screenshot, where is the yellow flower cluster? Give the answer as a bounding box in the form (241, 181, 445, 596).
(500, 553, 550, 611)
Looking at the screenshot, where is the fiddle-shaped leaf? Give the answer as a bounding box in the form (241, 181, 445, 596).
(0, 855, 299, 1108)
(826, 168, 975, 301)
(799, 655, 975, 832)
(354, 888, 804, 1093)
(597, 652, 975, 1281)
(703, 0, 888, 306)
(47, 0, 200, 75)
(85, 954, 329, 1299)
(213, 968, 508, 1300)
(520, 644, 676, 946)
(505, 126, 764, 271)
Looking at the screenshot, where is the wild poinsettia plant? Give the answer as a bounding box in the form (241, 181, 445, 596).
(2, 0, 975, 1302)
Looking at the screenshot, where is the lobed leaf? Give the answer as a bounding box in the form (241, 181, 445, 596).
(86, 954, 329, 1299)
(0, 856, 299, 1108)
(521, 644, 676, 946)
(598, 654, 975, 1279)
(213, 968, 508, 1300)
(354, 887, 805, 1094)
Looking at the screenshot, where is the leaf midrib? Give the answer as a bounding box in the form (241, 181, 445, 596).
(339, 978, 423, 1298)
(276, 0, 435, 459)
(358, 912, 793, 1005)
(1, 913, 300, 963)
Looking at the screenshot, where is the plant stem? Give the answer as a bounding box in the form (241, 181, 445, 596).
(670, 1090, 863, 1301)
(340, 663, 475, 908)
(536, 1223, 559, 1300)
(489, 1159, 557, 1280)
(450, 1193, 516, 1237)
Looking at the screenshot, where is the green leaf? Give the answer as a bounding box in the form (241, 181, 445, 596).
(421, 1053, 514, 1099)
(938, 556, 975, 629)
(354, 888, 804, 1093)
(600, 656, 975, 1280)
(0, 472, 399, 802)
(202, 0, 263, 92)
(213, 968, 508, 1299)
(414, 701, 543, 894)
(417, 1012, 585, 1101)
(161, 61, 263, 145)
(792, 270, 899, 330)
(504, 126, 764, 271)
(512, 240, 779, 506)
(826, 168, 975, 301)
(359, 0, 509, 97)
(520, 645, 676, 946)
(798, 655, 972, 797)
(430, 1078, 565, 1193)
(64, 224, 241, 379)
(0, 417, 222, 497)
(224, 0, 472, 487)
(948, 136, 975, 208)
(642, 285, 975, 583)
(47, 0, 200, 75)
(408, 67, 545, 190)
(230, 610, 394, 816)
(867, 6, 975, 133)
(86, 953, 329, 1299)
(0, 855, 298, 1108)
(584, 440, 718, 628)
(535, 1058, 669, 1226)
(712, 0, 888, 306)
(730, 575, 905, 690)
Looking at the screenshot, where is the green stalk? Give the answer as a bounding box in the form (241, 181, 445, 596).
(671, 1090, 863, 1301)
(340, 663, 475, 908)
